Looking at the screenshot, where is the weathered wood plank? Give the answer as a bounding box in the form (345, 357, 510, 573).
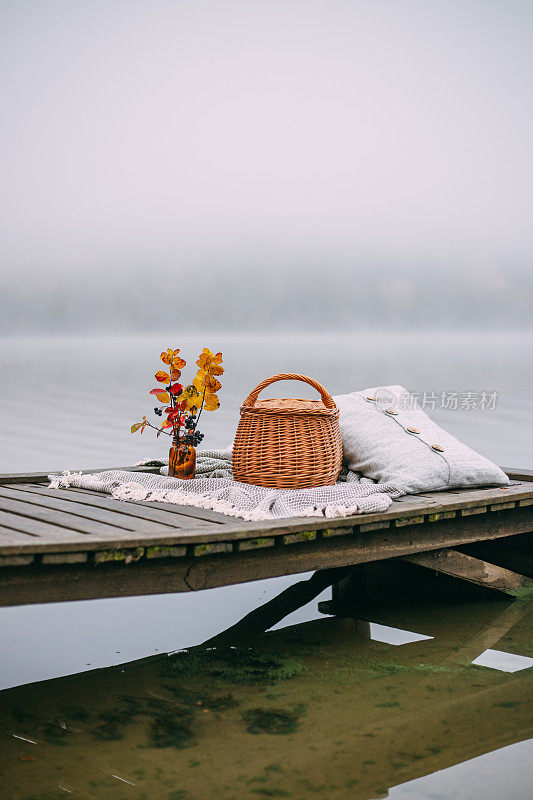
(403, 548, 530, 594)
(237, 537, 275, 551)
(0, 554, 34, 566)
(0, 510, 133, 543)
(1, 476, 531, 529)
(42, 552, 88, 565)
(0, 527, 39, 543)
(503, 468, 533, 482)
(0, 489, 531, 556)
(11, 484, 211, 528)
(0, 478, 531, 538)
(0, 485, 175, 534)
(0, 495, 168, 539)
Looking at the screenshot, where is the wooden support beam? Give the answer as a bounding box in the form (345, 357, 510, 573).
(402, 548, 531, 595)
(459, 540, 533, 579)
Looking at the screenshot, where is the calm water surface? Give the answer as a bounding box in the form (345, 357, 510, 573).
(0, 332, 532, 799)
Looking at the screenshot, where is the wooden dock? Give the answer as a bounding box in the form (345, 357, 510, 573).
(0, 467, 532, 607)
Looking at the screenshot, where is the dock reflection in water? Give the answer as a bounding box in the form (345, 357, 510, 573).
(1, 579, 532, 800)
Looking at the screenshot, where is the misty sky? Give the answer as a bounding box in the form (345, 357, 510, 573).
(1, 0, 532, 328)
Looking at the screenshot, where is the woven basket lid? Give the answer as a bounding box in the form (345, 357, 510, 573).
(239, 374, 339, 418)
(241, 397, 338, 417)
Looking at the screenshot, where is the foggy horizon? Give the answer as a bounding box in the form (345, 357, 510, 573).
(1, 1, 532, 333)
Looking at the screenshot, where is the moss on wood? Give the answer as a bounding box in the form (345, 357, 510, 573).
(94, 547, 144, 564)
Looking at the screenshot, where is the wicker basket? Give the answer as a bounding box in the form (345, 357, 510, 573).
(233, 373, 342, 489)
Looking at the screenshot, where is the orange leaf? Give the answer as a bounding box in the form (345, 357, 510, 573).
(161, 347, 182, 365)
(204, 393, 220, 411)
(204, 375, 221, 394)
(161, 419, 173, 429)
(196, 348, 223, 375)
(131, 422, 142, 433)
(155, 371, 170, 383)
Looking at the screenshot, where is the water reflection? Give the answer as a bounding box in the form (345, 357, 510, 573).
(1, 579, 531, 800)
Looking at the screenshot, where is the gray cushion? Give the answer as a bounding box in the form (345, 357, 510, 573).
(334, 385, 509, 494)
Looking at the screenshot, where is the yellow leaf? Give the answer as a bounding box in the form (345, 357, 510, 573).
(131, 422, 142, 433)
(193, 373, 205, 393)
(155, 370, 170, 383)
(156, 391, 170, 403)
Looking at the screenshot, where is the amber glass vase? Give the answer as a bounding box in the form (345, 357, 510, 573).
(169, 436, 196, 479)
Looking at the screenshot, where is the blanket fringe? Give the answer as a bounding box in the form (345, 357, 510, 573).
(47, 471, 384, 521)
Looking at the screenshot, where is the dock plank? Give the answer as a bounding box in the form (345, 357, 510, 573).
(0, 485, 180, 534)
(0, 479, 531, 555)
(0, 512, 131, 543)
(6, 484, 211, 529)
(0, 482, 533, 555)
(0, 494, 148, 537)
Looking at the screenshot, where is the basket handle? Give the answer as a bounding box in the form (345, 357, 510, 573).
(242, 373, 337, 410)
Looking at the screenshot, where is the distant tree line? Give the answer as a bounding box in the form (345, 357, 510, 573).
(1, 262, 531, 333)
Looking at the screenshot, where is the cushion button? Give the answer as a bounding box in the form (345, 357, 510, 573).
(431, 444, 444, 452)
(407, 427, 420, 434)
(385, 409, 398, 415)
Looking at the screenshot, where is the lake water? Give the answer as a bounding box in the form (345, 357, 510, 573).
(0, 331, 532, 799)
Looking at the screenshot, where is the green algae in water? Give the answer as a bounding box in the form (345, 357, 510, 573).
(92, 705, 135, 741)
(163, 684, 238, 710)
(41, 719, 70, 745)
(169, 647, 304, 685)
(265, 764, 284, 774)
(150, 708, 195, 748)
(66, 706, 91, 721)
(242, 707, 300, 735)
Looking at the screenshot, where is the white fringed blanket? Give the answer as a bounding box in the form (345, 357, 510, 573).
(49, 448, 402, 521)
